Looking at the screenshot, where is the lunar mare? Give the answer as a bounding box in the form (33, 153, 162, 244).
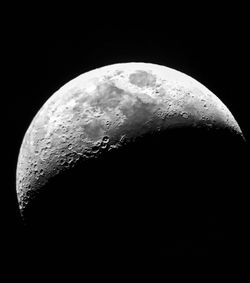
(16, 62, 244, 218)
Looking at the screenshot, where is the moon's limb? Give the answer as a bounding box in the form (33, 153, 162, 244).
(16, 62, 244, 217)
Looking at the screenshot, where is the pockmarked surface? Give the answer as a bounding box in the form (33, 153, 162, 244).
(16, 62, 244, 217)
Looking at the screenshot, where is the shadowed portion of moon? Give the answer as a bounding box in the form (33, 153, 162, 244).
(16, 62, 245, 256)
(22, 127, 244, 256)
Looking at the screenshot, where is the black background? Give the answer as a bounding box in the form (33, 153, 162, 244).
(3, 7, 249, 262)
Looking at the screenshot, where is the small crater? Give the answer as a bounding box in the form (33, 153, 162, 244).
(46, 141, 52, 148)
(61, 149, 66, 155)
(105, 120, 111, 128)
(102, 136, 110, 143)
(101, 143, 108, 150)
(64, 161, 70, 168)
(92, 146, 100, 154)
(74, 154, 81, 161)
(119, 134, 127, 144)
(59, 158, 66, 165)
(181, 112, 189, 119)
(40, 147, 50, 160)
(129, 70, 156, 88)
(84, 149, 93, 157)
(68, 156, 74, 164)
(33, 163, 38, 172)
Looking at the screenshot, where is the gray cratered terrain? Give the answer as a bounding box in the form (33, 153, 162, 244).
(16, 62, 244, 224)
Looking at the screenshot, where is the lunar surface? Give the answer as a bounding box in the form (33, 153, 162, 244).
(16, 62, 244, 228)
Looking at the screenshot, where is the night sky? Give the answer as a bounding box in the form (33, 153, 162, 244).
(4, 14, 249, 261)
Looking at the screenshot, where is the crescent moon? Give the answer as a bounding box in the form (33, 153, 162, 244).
(16, 62, 244, 223)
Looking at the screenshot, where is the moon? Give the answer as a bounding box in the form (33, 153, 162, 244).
(16, 62, 244, 230)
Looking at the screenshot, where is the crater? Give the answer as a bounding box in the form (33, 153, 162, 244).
(129, 70, 157, 88)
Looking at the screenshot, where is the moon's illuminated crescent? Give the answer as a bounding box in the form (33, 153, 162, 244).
(16, 62, 244, 220)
